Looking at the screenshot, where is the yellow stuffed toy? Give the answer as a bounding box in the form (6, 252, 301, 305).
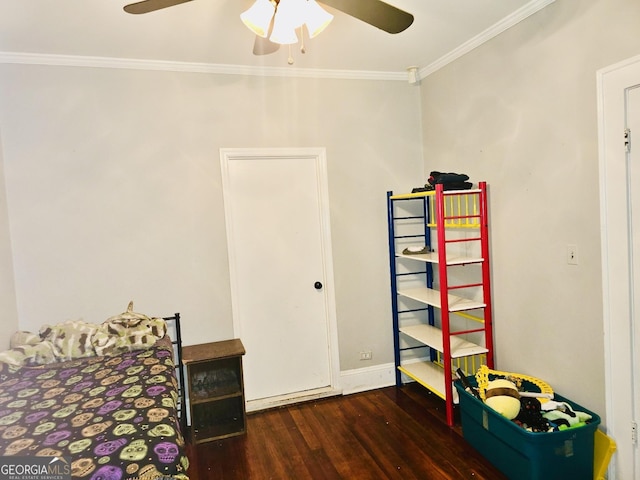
(484, 378, 521, 420)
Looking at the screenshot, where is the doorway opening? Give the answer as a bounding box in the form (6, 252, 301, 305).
(597, 53, 640, 480)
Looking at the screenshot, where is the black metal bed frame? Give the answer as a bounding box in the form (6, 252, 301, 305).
(162, 312, 187, 432)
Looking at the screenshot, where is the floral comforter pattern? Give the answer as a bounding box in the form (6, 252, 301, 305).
(0, 338, 188, 480)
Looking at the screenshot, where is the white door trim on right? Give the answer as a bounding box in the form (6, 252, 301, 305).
(597, 53, 640, 480)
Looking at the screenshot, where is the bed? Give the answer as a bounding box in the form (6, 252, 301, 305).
(0, 303, 189, 480)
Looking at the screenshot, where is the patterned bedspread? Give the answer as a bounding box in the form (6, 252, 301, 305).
(0, 337, 189, 480)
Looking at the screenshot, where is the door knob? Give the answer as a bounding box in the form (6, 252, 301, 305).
(314, 281, 323, 290)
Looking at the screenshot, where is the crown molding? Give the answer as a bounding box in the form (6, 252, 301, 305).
(419, 0, 556, 78)
(0, 0, 555, 83)
(0, 51, 404, 82)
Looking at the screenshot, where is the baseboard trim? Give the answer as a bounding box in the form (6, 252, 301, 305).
(339, 362, 396, 395)
(246, 386, 343, 413)
(241, 363, 397, 415)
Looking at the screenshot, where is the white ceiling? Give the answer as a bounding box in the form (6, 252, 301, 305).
(0, 0, 554, 76)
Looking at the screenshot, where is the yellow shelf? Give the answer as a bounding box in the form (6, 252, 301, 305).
(398, 361, 459, 404)
(389, 188, 481, 200)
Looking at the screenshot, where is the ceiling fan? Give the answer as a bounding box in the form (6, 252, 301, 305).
(123, 0, 414, 57)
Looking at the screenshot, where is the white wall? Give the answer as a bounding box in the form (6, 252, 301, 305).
(0, 64, 422, 370)
(0, 129, 18, 350)
(419, 0, 640, 423)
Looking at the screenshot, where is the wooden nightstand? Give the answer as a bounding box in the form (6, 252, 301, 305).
(183, 339, 246, 444)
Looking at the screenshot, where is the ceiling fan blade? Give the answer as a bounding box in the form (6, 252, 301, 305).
(320, 0, 414, 34)
(124, 0, 193, 14)
(253, 36, 280, 56)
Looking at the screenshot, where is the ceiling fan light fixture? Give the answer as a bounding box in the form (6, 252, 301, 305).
(240, 0, 276, 38)
(269, 23, 299, 45)
(269, 0, 301, 45)
(304, 0, 333, 38)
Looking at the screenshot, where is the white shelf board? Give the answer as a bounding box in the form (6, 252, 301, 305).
(396, 252, 484, 265)
(398, 286, 486, 312)
(398, 361, 459, 404)
(399, 324, 488, 359)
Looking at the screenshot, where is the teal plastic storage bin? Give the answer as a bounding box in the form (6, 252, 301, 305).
(455, 378, 600, 480)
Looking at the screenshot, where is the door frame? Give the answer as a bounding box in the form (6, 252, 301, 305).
(219, 147, 341, 410)
(597, 53, 640, 480)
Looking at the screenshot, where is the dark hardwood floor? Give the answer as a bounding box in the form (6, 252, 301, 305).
(185, 383, 507, 479)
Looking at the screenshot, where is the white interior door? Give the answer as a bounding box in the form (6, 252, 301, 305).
(598, 54, 640, 480)
(220, 148, 340, 411)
